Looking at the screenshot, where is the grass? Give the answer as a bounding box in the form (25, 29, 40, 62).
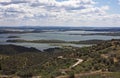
(79, 72, 120, 78)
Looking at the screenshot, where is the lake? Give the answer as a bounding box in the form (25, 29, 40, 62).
(0, 30, 120, 50)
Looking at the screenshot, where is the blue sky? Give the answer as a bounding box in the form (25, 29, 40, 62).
(53, 0, 120, 14)
(94, 0, 120, 14)
(0, 0, 120, 27)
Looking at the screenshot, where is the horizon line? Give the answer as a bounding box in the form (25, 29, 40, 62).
(0, 26, 120, 28)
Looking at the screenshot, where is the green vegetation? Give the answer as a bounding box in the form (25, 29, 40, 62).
(0, 44, 41, 55)
(77, 72, 120, 78)
(0, 39, 120, 78)
(7, 36, 20, 38)
(7, 39, 105, 44)
(7, 39, 67, 43)
(69, 32, 120, 36)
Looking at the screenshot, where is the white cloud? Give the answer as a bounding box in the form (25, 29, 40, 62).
(118, 0, 120, 5)
(0, 0, 120, 26)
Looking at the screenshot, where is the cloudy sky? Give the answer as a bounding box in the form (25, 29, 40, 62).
(0, 0, 120, 27)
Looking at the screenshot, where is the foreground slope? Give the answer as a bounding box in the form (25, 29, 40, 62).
(0, 39, 120, 78)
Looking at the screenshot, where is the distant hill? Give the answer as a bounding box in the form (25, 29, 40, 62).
(1, 27, 120, 34)
(0, 44, 41, 55)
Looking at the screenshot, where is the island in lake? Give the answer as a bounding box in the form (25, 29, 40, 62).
(0, 27, 120, 78)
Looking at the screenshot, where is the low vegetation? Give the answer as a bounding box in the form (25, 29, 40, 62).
(7, 36, 20, 38)
(0, 39, 120, 78)
(69, 32, 120, 36)
(7, 39, 105, 44)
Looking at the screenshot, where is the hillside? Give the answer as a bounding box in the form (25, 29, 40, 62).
(0, 44, 41, 55)
(0, 39, 120, 78)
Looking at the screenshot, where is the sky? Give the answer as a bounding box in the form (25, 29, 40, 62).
(0, 0, 120, 27)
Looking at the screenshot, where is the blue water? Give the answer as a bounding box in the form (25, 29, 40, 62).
(0, 31, 120, 50)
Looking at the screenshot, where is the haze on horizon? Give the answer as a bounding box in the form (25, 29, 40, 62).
(0, 0, 120, 27)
